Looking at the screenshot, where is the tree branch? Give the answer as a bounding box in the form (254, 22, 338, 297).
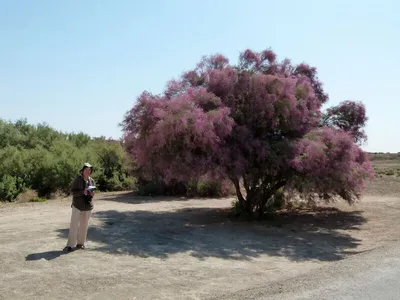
(231, 177, 246, 209)
(242, 174, 250, 195)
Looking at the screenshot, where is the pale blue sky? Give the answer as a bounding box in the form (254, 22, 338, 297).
(1, 0, 398, 152)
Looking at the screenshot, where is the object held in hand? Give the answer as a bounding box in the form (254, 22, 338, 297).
(87, 186, 97, 192)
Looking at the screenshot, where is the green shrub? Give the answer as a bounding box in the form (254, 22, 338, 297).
(30, 197, 47, 203)
(135, 175, 234, 198)
(0, 175, 25, 202)
(137, 179, 166, 196)
(0, 119, 137, 201)
(268, 188, 286, 211)
(187, 179, 222, 197)
(230, 200, 245, 218)
(385, 169, 395, 176)
(141, 182, 163, 196)
(120, 173, 136, 190)
(186, 176, 234, 198)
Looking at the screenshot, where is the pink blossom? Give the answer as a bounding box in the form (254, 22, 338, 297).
(121, 47, 374, 205)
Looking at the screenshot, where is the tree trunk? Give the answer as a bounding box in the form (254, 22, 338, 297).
(245, 188, 262, 218)
(232, 177, 287, 220)
(258, 190, 268, 219)
(246, 193, 253, 218)
(232, 178, 246, 211)
(242, 174, 250, 195)
(232, 177, 255, 218)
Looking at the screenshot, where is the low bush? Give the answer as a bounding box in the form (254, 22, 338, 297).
(186, 176, 234, 198)
(0, 175, 25, 202)
(135, 176, 234, 198)
(30, 197, 47, 203)
(0, 119, 135, 202)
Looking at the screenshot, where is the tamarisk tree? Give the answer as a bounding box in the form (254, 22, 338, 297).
(121, 48, 374, 217)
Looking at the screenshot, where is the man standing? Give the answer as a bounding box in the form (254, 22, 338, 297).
(63, 163, 95, 252)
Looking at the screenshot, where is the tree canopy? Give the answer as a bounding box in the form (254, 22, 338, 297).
(121, 48, 374, 218)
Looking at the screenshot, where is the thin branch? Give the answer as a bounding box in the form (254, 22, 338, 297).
(242, 174, 250, 195)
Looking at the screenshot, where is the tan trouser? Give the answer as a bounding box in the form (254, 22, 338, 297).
(66, 206, 92, 247)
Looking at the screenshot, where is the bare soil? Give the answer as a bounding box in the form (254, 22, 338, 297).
(1, 188, 400, 300)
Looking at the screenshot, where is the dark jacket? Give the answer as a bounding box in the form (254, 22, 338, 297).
(71, 175, 95, 211)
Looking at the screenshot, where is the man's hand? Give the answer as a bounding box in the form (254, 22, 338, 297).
(89, 191, 94, 197)
(84, 187, 88, 195)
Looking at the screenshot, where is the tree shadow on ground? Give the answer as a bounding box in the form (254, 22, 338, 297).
(57, 206, 366, 262)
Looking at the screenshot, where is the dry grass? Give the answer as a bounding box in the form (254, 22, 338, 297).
(366, 152, 400, 197)
(14, 189, 38, 203)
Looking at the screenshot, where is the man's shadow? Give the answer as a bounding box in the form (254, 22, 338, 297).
(25, 250, 70, 261)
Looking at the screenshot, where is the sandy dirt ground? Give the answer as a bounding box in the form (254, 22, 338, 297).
(1, 192, 400, 300)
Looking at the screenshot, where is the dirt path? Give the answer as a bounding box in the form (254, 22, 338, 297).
(1, 193, 400, 300)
